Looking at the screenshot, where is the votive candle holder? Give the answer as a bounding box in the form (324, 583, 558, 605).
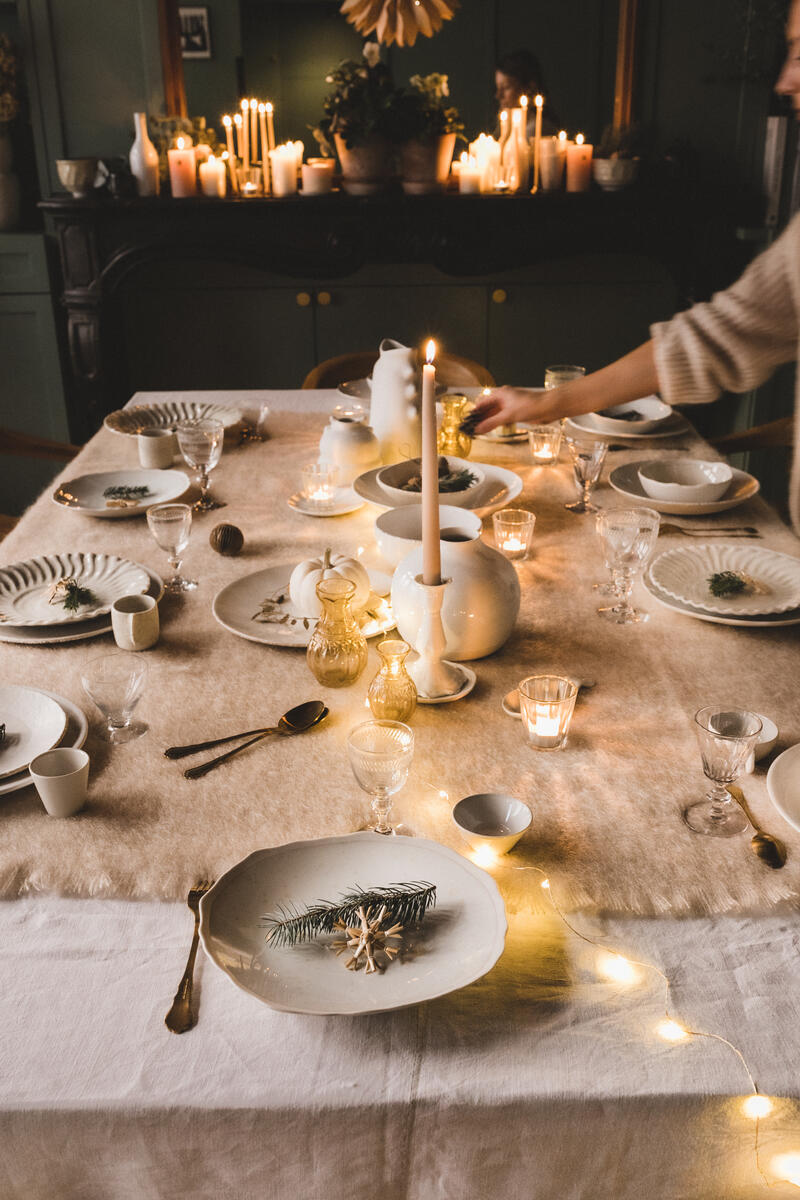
(493, 509, 535, 560)
(519, 675, 578, 750)
(236, 166, 262, 196)
(301, 463, 337, 511)
(528, 424, 562, 466)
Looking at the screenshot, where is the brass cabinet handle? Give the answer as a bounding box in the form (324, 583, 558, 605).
(296, 291, 311, 307)
(317, 290, 331, 306)
(491, 288, 507, 304)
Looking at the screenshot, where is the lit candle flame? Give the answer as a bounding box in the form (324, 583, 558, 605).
(258, 102, 266, 114)
(241, 98, 248, 113)
(500, 110, 508, 123)
(576, 133, 585, 146)
(519, 94, 528, 109)
(535, 94, 544, 109)
(222, 115, 232, 128)
(460, 150, 468, 164)
(234, 114, 242, 128)
(265, 101, 273, 114)
(250, 98, 257, 111)
(558, 130, 567, 142)
(425, 339, 436, 364)
(176, 137, 185, 150)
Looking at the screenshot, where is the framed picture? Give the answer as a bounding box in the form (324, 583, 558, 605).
(179, 7, 211, 59)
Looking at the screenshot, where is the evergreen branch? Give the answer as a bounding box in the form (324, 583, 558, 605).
(103, 485, 151, 499)
(262, 881, 436, 947)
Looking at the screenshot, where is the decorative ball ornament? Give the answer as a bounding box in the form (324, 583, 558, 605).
(339, 0, 460, 47)
(209, 523, 244, 556)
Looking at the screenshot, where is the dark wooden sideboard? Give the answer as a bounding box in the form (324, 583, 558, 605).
(41, 188, 697, 440)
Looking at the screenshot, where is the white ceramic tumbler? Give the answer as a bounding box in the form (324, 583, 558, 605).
(29, 748, 90, 817)
(138, 428, 177, 468)
(111, 594, 159, 650)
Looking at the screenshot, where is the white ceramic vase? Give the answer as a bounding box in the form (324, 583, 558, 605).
(369, 338, 421, 464)
(318, 409, 382, 485)
(0, 131, 20, 230)
(391, 529, 521, 660)
(129, 112, 160, 197)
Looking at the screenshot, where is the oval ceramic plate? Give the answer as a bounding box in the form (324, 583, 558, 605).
(766, 744, 800, 833)
(0, 685, 68, 779)
(104, 400, 241, 436)
(353, 462, 523, 516)
(0, 552, 151, 626)
(0, 689, 88, 796)
(609, 462, 759, 515)
(0, 567, 164, 644)
(199, 832, 508, 1016)
(649, 544, 800, 615)
(565, 412, 690, 440)
(52, 469, 189, 518)
(642, 570, 800, 627)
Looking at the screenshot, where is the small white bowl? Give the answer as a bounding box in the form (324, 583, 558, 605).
(377, 456, 484, 508)
(637, 459, 733, 503)
(754, 714, 779, 763)
(452, 793, 532, 856)
(375, 503, 482, 566)
(587, 396, 673, 434)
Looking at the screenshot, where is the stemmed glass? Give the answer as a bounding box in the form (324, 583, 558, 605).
(595, 506, 660, 623)
(81, 652, 148, 743)
(564, 436, 608, 513)
(684, 707, 763, 837)
(593, 509, 616, 595)
(146, 502, 197, 593)
(177, 419, 225, 511)
(347, 720, 415, 836)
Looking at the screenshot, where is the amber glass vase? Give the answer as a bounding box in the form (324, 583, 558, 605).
(367, 639, 417, 721)
(437, 394, 472, 458)
(306, 577, 368, 687)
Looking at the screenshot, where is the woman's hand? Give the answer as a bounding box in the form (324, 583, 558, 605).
(472, 386, 574, 432)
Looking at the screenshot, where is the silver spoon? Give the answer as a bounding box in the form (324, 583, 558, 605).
(181, 701, 329, 780)
(726, 784, 787, 869)
(165, 700, 327, 759)
(502, 680, 596, 719)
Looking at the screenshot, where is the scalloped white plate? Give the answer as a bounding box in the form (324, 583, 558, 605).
(52, 469, 189, 518)
(104, 400, 241, 436)
(643, 570, 800, 626)
(648, 544, 800, 615)
(0, 567, 164, 644)
(767, 744, 800, 833)
(199, 833, 508, 1015)
(0, 552, 151, 626)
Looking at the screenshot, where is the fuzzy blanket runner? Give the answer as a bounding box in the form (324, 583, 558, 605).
(1, 390, 799, 917)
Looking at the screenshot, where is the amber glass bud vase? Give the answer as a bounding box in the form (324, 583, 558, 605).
(306, 577, 368, 687)
(437, 394, 472, 458)
(367, 639, 417, 721)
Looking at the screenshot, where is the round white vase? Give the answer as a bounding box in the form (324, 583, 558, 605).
(318, 409, 382, 486)
(391, 529, 521, 660)
(129, 112, 160, 197)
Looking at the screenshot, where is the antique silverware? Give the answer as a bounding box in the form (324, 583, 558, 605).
(165, 879, 215, 1034)
(659, 523, 761, 538)
(164, 699, 326, 760)
(182, 701, 329, 779)
(727, 784, 787, 869)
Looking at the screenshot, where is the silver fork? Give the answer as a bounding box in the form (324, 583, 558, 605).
(165, 879, 214, 1034)
(659, 523, 761, 538)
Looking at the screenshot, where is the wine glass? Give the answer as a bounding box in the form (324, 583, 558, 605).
(595, 507, 660, 623)
(177, 419, 225, 511)
(146, 502, 197, 593)
(684, 707, 763, 837)
(593, 509, 616, 595)
(81, 652, 148, 743)
(564, 436, 608, 513)
(347, 720, 414, 836)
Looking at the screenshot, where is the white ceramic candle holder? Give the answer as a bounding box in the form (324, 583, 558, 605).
(406, 575, 474, 702)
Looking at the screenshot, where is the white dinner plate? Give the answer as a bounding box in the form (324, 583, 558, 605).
(212, 563, 395, 648)
(766, 744, 800, 833)
(565, 413, 690, 440)
(104, 400, 242, 436)
(584, 397, 673, 435)
(352, 462, 523, 517)
(0, 552, 151, 626)
(338, 378, 447, 403)
(0, 685, 68, 779)
(0, 567, 164, 644)
(199, 832, 508, 1016)
(642, 569, 800, 627)
(0, 689, 88, 796)
(287, 487, 364, 517)
(52, 469, 189, 518)
(649, 544, 800, 615)
(609, 462, 760, 515)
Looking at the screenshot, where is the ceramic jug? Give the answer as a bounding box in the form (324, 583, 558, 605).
(369, 339, 421, 464)
(318, 404, 382, 485)
(129, 112, 160, 197)
(391, 528, 521, 660)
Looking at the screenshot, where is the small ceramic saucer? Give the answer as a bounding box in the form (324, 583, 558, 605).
(416, 664, 477, 705)
(287, 487, 364, 517)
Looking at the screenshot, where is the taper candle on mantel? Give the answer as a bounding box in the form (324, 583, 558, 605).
(249, 99, 258, 161)
(531, 94, 543, 193)
(421, 339, 441, 586)
(258, 104, 270, 192)
(266, 101, 276, 153)
(240, 98, 250, 169)
(234, 113, 243, 157)
(167, 137, 197, 197)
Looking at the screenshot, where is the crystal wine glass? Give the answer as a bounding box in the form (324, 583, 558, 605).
(564, 436, 608, 513)
(595, 506, 660, 623)
(177, 419, 225, 511)
(146, 502, 197, 593)
(81, 652, 148, 743)
(347, 720, 415, 836)
(593, 509, 616, 595)
(684, 707, 763, 837)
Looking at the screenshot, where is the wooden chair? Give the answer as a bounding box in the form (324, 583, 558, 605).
(0, 427, 82, 539)
(709, 415, 793, 455)
(303, 351, 495, 390)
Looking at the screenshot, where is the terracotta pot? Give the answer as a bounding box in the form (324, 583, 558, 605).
(399, 133, 456, 195)
(334, 133, 392, 196)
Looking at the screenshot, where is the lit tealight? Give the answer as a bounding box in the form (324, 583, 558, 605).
(771, 1152, 800, 1186)
(597, 952, 639, 986)
(657, 1019, 689, 1042)
(742, 1094, 773, 1120)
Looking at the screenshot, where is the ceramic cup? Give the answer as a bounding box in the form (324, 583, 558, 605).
(138, 428, 177, 469)
(29, 747, 90, 817)
(111, 594, 159, 650)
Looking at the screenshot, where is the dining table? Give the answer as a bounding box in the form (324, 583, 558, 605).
(2, 387, 800, 1200)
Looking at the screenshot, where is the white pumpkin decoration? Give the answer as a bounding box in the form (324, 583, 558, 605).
(289, 547, 372, 618)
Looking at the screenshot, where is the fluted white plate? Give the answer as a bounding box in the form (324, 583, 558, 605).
(643, 570, 800, 626)
(52, 469, 189, 518)
(0, 567, 164, 644)
(199, 833, 508, 1015)
(0, 685, 68, 779)
(0, 552, 151, 626)
(353, 461, 522, 517)
(0, 689, 88, 796)
(104, 400, 241, 436)
(648, 544, 800, 615)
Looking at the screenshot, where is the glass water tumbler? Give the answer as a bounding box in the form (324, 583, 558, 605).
(306, 577, 368, 688)
(437, 394, 472, 458)
(368, 639, 417, 722)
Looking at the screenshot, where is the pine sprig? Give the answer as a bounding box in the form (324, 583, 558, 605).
(262, 881, 436, 947)
(103, 485, 151, 499)
(708, 570, 748, 597)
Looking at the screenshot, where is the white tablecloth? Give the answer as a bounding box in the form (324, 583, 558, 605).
(2, 390, 800, 1199)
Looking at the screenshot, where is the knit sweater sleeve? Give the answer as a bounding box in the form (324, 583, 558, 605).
(651, 214, 800, 405)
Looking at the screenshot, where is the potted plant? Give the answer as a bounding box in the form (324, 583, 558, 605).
(313, 43, 397, 195)
(391, 73, 464, 194)
(592, 123, 644, 191)
(0, 35, 21, 229)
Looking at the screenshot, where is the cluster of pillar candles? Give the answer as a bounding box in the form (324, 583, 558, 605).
(456, 94, 593, 194)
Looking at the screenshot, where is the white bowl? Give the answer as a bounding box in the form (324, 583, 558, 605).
(637, 459, 733, 503)
(754, 714, 779, 763)
(587, 396, 673, 434)
(452, 793, 532, 856)
(377, 456, 484, 508)
(374, 503, 482, 566)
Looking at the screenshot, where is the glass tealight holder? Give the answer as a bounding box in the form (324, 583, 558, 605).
(236, 166, 262, 196)
(437, 394, 472, 458)
(519, 675, 578, 750)
(306, 577, 368, 688)
(544, 364, 586, 390)
(301, 463, 338, 511)
(368, 639, 417, 722)
(493, 509, 536, 561)
(528, 424, 563, 466)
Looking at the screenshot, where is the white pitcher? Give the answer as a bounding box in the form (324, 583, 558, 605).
(318, 404, 382, 485)
(369, 339, 421, 464)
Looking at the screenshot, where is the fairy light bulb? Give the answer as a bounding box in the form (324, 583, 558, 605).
(771, 1153, 800, 1186)
(657, 1019, 688, 1042)
(473, 845, 498, 869)
(597, 952, 639, 985)
(541, 878, 550, 890)
(742, 1094, 773, 1120)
